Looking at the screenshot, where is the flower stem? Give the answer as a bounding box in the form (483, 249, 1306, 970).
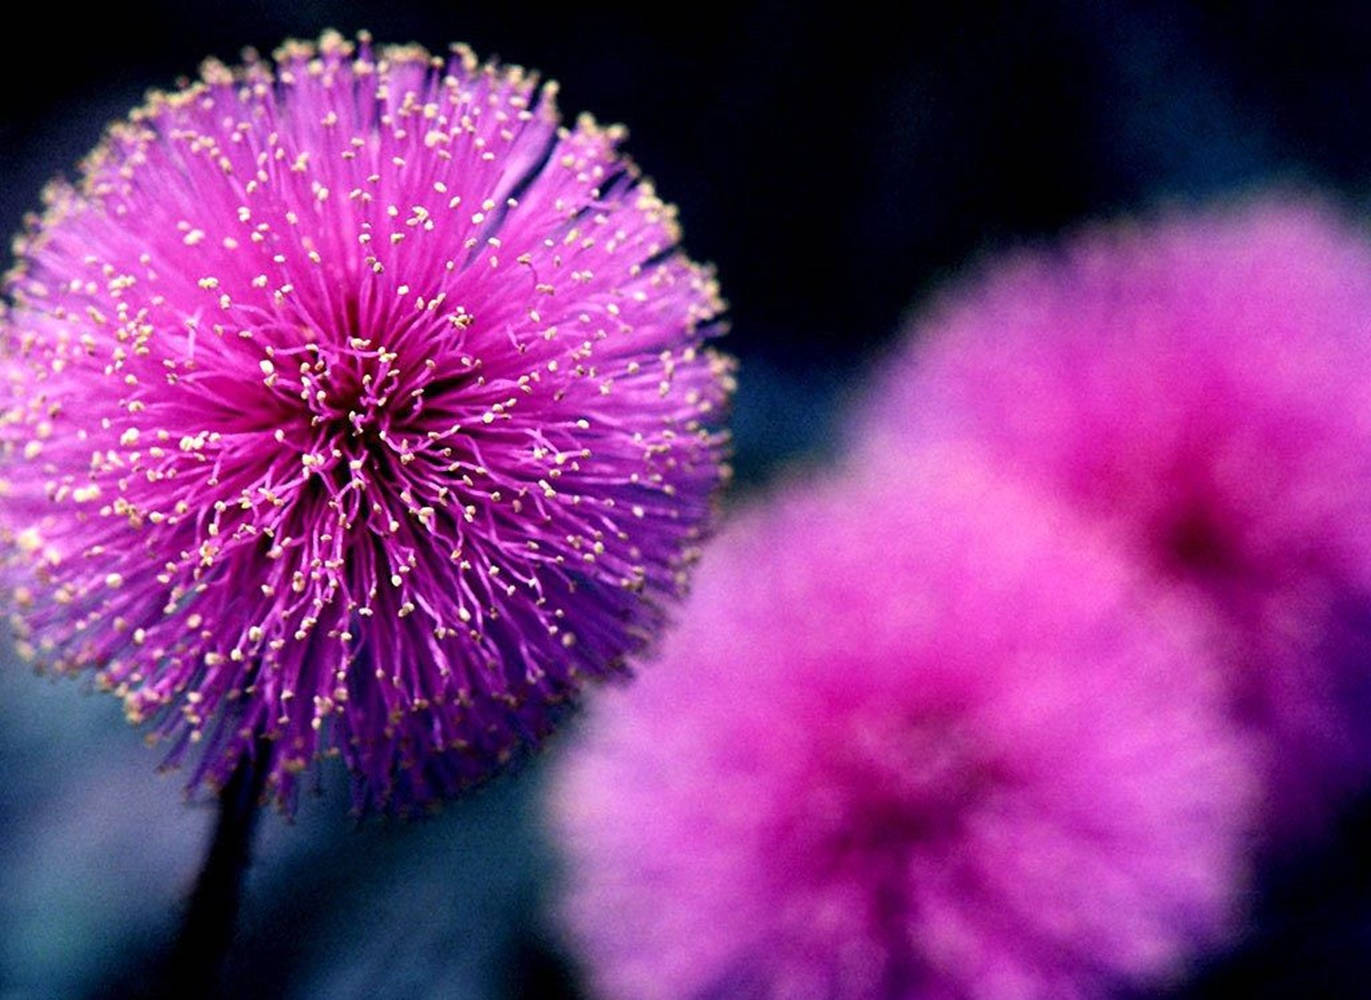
(161, 746, 269, 997)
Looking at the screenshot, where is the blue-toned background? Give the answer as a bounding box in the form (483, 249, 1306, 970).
(3, 2, 1371, 996)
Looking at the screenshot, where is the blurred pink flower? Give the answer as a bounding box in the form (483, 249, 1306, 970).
(549, 455, 1256, 1000)
(860, 196, 1371, 833)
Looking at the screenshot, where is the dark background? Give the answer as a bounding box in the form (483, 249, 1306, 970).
(3, 2, 1371, 997)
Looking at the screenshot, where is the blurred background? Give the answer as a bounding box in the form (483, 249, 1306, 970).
(4, 1, 1371, 996)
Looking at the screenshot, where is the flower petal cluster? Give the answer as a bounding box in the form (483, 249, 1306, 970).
(0, 32, 730, 811)
(550, 456, 1255, 1000)
(861, 198, 1371, 830)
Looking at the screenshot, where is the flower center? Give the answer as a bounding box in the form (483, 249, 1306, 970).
(777, 710, 996, 887)
(1158, 500, 1244, 582)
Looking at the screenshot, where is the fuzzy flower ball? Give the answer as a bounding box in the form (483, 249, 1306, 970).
(0, 32, 730, 812)
(550, 456, 1256, 1000)
(861, 198, 1371, 831)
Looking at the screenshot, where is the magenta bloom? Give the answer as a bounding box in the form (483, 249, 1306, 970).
(549, 456, 1256, 1000)
(0, 32, 730, 812)
(861, 197, 1371, 832)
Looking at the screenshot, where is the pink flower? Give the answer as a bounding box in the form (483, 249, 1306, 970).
(0, 32, 731, 813)
(860, 196, 1371, 833)
(549, 454, 1256, 1000)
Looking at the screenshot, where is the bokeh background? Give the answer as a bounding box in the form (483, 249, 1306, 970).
(4, 2, 1371, 997)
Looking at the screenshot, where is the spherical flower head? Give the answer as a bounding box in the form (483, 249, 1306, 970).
(549, 454, 1256, 1000)
(0, 31, 731, 813)
(859, 196, 1371, 833)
